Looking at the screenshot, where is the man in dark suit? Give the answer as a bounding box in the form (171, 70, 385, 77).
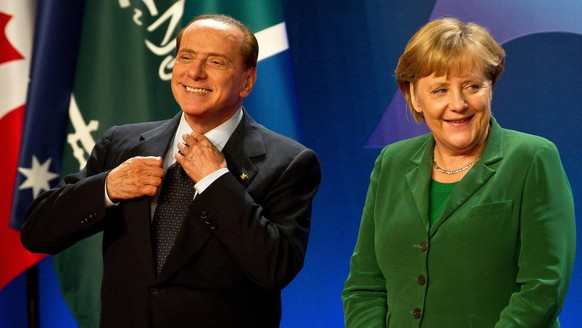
(21, 14, 321, 327)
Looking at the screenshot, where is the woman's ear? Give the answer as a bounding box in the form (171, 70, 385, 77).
(409, 82, 422, 113)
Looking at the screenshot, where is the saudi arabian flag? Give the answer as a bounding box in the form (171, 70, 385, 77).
(182, 0, 302, 139)
(55, 1, 182, 327)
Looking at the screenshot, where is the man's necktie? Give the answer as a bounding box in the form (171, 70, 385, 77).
(152, 162, 195, 275)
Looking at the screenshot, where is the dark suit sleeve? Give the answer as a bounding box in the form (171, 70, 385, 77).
(21, 127, 117, 254)
(191, 148, 321, 290)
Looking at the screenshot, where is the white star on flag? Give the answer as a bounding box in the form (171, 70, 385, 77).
(18, 155, 59, 198)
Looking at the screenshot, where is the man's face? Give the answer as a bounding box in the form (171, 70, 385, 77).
(171, 19, 256, 132)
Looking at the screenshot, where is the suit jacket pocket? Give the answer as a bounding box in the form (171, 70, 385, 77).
(468, 200, 513, 218)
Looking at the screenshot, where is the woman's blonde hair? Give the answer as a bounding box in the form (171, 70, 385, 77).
(395, 17, 505, 122)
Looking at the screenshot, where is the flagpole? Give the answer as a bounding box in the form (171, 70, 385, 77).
(26, 265, 39, 328)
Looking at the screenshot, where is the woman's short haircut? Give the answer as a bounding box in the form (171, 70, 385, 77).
(395, 17, 505, 123)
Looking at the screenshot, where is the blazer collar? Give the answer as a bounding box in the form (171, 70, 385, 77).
(406, 116, 505, 235)
(406, 136, 434, 228)
(480, 116, 504, 166)
(222, 108, 265, 187)
(137, 113, 182, 158)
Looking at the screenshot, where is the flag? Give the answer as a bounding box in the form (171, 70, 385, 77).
(2, 0, 86, 326)
(0, 0, 44, 292)
(53, 1, 181, 326)
(183, 0, 302, 139)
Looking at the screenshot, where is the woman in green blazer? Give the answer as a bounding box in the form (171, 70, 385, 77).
(342, 18, 575, 327)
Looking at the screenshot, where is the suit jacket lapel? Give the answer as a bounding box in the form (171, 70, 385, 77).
(122, 114, 181, 280)
(405, 137, 433, 230)
(156, 109, 264, 281)
(222, 109, 264, 186)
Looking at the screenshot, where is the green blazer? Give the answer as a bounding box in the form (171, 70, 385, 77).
(342, 117, 575, 328)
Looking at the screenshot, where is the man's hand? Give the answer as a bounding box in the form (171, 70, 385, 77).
(176, 133, 227, 182)
(106, 156, 164, 202)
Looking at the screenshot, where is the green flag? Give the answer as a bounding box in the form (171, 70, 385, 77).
(55, 1, 182, 326)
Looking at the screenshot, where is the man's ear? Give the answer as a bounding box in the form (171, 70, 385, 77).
(240, 67, 257, 98)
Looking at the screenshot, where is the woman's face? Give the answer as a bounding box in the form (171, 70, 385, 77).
(410, 71, 492, 156)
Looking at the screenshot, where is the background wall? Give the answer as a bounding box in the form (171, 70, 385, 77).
(1, 0, 580, 327)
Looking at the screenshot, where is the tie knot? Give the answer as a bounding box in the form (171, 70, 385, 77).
(167, 161, 185, 176)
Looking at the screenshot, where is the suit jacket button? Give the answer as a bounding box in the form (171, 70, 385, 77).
(418, 241, 428, 252)
(412, 308, 422, 319)
(417, 275, 426, 286)
(150, 288, 159, 295)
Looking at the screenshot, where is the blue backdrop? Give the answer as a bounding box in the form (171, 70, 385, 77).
(281, 0, 582, 327)
(1, 0, 580, 327)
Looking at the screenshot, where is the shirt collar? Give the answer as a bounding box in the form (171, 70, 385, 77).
(165, 108, 242, 169)
(175, 107, 243, 152)
(204, 107, 243, 151)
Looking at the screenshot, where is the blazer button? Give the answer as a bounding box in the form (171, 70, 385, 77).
(412, 308, 422, 319)
(149, 287, 159, 295)
(417, 275, 426, 286)
(418, 241, 428, 252)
